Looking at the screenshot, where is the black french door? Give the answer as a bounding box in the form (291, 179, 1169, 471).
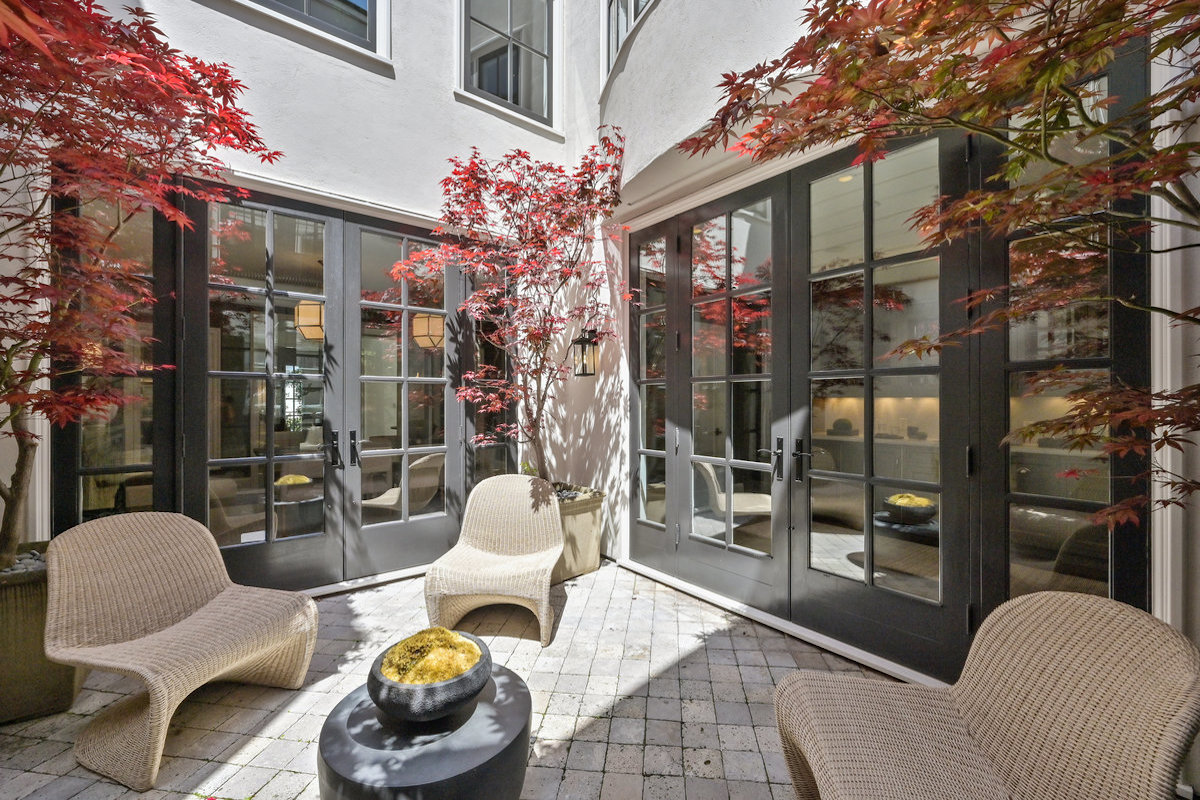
(178, 193, 463, 590)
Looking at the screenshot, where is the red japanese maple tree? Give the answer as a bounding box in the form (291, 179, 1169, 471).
(395, 132, 624, 483)
(682, 0, 1200, 525)
(0, 0, 280, 565)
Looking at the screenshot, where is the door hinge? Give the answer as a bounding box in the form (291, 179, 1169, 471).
(965, 445, 973, 478)
(675, 522, 681, 548)
(966, 603, 976, 634)
(676, 234, 682, 253)
(965, 132, 974, 162)
(675, 330, 681, 351)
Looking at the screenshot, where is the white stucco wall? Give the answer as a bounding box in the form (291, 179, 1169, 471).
(136, 0, 597, 223)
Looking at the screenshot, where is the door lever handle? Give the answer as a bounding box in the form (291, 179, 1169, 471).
(793, 439, 811, 481)
(349, 430, 359, 467)
(328, 431, 343, 469)
(759, 437, 786, 481)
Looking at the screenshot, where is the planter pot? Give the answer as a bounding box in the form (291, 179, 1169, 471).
(552, 484, 605, 585)
(0, 542, 82, 724)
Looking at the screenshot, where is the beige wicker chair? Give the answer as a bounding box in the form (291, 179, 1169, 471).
(44, 512, 318, 791)
(424, 474, 563, 646)
(774, 591, 1200, 800)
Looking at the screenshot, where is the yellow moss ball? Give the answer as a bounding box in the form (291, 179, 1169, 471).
(380, 627, 481, 685)
(887, 493, 934, 508)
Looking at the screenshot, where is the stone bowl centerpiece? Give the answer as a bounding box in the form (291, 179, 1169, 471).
(882, 492, 938, 525)
(367, 627, 492, 724)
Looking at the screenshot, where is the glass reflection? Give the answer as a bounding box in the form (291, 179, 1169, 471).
(274, 460, 323, 539)
(81, 470, 154, 520)
(731, 381, 770, 463)
(639, 455, 667, 525)
(809, 477, 865, 581)
(208, 466, 266, 547)
(811, 273, 864, 371)
(80, 376, 153, 469)
(209, 291, 266, 372)
(408, 311, 445, 378)
(731, 291, 771, 375)
(811, 166, 864, 272)
(873, 258, 939, 364)
(273, 215, 324, 294)
(730, 199, 772, 289)
(272, 377, 323, 456)
(872, 488, 940, 601)
(1009, 503, 1107, 598)
(361, 381, 403, 450)
(642, 311, 666, 379)
(730, 466, 772, 555)
(1008, 370, 1109, 503)
(873, 374, 940, 482)
(692, 381, 726, 459)
(209, 204, 267, 288)
(360, 230, 405, 300)
(513, 46, 547, 117)
(692, 216, 727, 296)
(275, 297, 325, 375)
(872, 139, 939, 260)
(639, 238, 667, 307)
(642, 384, 666, 451)
(409, 384, 445, 447)
(691, 461, 728, 543)
(692, 300, 726, 377)
(1008, 232, 1109, 360)
(209, 377, 265, 460)
(405, 240, 444, 308)
(811, 379, 864, 475)
(361, 308, 404, 377)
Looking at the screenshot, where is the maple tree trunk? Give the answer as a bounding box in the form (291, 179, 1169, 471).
(0, 408, 37, 569)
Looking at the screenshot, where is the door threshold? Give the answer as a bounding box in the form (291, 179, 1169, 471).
(616, 557, 946, 688)
(303, 564, 429, 598)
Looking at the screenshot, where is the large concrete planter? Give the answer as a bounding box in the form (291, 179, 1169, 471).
(552, 484, 605, 585)
(0, 542, 81, 724)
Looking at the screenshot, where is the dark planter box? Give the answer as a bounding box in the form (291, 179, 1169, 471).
(0, 542, 81, 724)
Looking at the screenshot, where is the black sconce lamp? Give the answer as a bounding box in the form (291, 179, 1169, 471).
(572, 329, 600, 377)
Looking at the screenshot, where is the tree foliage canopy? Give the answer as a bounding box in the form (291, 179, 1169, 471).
(0, 0, 279, 562)
(395, 131, 625, 483)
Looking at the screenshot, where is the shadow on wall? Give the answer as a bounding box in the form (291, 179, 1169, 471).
(541, 233, 631, 561)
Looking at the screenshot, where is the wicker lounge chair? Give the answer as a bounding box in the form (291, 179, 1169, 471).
(44, 512, 318, 791)
(774, 590, 1200, 800)
(424, 474, 563, 646)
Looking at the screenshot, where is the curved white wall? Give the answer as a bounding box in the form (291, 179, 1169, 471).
(599, 0, 805, 196)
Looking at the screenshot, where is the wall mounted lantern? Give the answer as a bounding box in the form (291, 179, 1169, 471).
(411, 312, 446, 349)
(294, 300, 325, 341)
(572, 329, 600, 377)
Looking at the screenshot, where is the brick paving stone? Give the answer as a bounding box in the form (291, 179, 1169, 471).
(683, 776, 730, 800)
(556, 770, 603, 800)
(521, 766, 563, 800)
(723, 749, 768, 782)
(642, 775, 685, 800)
(0, 563, 869, 800)
(683, 747, 724, 780)
(565, 741, 606, 772)
(607, 717, 644, 745)
(598, 772, 641, 800)
(642, 745, 683, 776)
(22, 775, 95, 800)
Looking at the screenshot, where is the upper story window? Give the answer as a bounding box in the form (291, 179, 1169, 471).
(465, 0, 551, 123)
(251, 0, 376, 50)
(608, 0, 651, 68)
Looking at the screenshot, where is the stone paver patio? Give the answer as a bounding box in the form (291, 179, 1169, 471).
(0, 561, 886, 800)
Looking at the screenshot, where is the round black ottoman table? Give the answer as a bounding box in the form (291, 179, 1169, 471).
(317, 665, 530, 800)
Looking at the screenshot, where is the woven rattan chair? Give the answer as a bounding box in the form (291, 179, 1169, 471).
(774, 591, 1200, 800)
(424, 474, 563, 646)
(44, 512, 318, 791)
